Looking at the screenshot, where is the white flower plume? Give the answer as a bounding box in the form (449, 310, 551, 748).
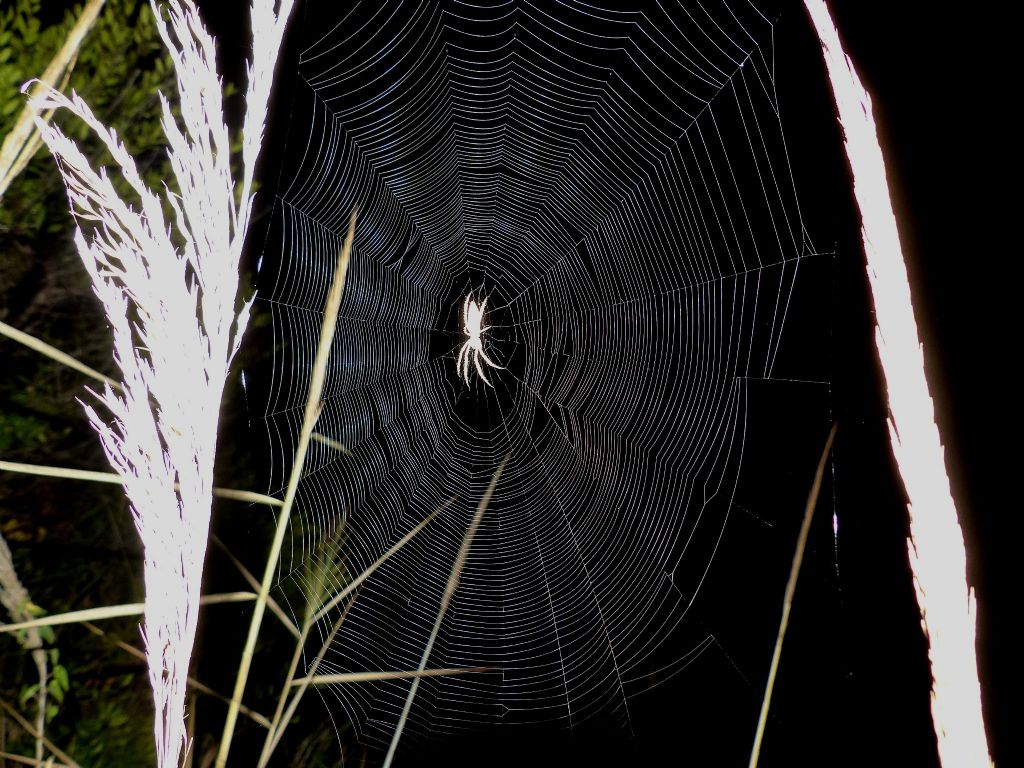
(804, 2, 992, 765)
(25, 1, 296, 765)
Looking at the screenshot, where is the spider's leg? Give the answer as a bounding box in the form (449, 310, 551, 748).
(456, 343, 468, 384)
(463, 293, 472, 332)
(478, 347, 504, 370)
(474, 351, 493, 387)
(463, 345, 474, 385)
(475, 297, 489, 334)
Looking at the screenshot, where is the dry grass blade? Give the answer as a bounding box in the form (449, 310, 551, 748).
(217, 210, 357, 768)
(0, 0, 105, 199)
(256, 586, 362, 767)
(0, 320, 122, 393)
(0, 460, 133, 487)
(0, 699, 79, 768)
(211, 536, 299, 638)
(0, 593, 256, 634)
(0, 460, 282, 507)
(0, 749, 71, 768)
(196, 592, 257, 607)
(383, 455, 511, 768)
(259, 497, 456, 766)
(295, 667, 493, 686)
(749, 424, 837, 768)
(81, 623, 271, 729)
(0, 603, 147, 634)
(313, 497, 453, 624)
(206, 487, 282, 507)
(311, 432, 352, 455)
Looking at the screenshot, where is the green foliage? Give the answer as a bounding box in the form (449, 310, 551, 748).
(16, 653, 67, 718)
(0, 0, 178, 235)
(0, 0, 180, 459)
(62, 667, 155, 767)
(50, 652, 70, 704)
(0, 409, 51, 452)
(0, 1, 45, 124)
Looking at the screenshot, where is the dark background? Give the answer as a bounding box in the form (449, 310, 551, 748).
(193, 1, 1011, 765)
(825, 6, 1012, 767)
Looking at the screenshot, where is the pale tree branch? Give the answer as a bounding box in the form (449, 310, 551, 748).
(0, 532, 49, 763)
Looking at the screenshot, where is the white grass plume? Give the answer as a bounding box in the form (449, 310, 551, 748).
(804, 2, 992, 765)
(24, 1, 296, 765)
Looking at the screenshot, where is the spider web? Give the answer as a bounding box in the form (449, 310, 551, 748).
(252, 0, 834, 755)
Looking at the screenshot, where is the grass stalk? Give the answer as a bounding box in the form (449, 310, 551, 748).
(312, 499, 452, 625)
(81, 622, 271, 729)
(258, 497, 455, 765)
(211, 536, 299, 639)
(0, 320, 121, 393)
(310, 433, 352, 455)
(0, 0, 105, 199)
(295, 667, 492, 686)
(216, 210, 357, 768)
(383, 455, 510, 768)
(260, 495, 456, 765)
(0, 700, 79, 768)
(748, 424, 837, 768)
(0, 749, 71, 768)
(256, 587, 362, 768)
(0, 593, 256, 634)
(0, 460, 282, 508)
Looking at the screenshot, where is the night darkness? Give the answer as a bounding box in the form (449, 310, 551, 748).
(6, 2, 1012, 766)
(144, 1, 1016, 764)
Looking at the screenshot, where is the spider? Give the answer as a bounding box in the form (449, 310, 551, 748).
(456, 293, 502, 387)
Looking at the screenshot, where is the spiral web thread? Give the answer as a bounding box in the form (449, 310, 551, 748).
(255, 0, 830, 750)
